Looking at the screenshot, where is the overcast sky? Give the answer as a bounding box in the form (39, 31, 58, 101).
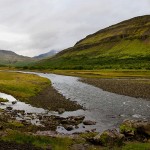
(0, 0, 150, 57)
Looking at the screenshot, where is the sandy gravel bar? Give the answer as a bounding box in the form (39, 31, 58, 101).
(81, 78, 150, 100)
(29, 86, 82, 111)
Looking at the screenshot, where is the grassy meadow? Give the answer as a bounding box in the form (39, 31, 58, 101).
(0, 71, 50, 102)
(49, 69, 150, 79)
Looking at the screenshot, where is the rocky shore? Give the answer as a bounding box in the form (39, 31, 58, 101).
(1, 106, 150, 149)
(0, 106, 150, 149)
(81, 78, 150, 100)
(88, 119, 150, 147)
(0, 107, 86, 132)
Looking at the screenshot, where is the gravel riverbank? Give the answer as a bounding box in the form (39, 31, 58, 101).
(29, 86, 82, 111)
(81, 78, 150, 100)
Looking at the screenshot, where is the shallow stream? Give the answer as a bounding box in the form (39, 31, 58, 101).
(0, 72, 150, 134)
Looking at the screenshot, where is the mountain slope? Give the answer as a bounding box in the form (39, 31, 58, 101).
(34, 15, 150, 70)
(33, 50, 58, 59)
(0, 50, 35, 66)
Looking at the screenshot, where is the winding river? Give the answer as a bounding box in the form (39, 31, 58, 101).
(1, 71, 150, 133)
(38, 73, 150, 132)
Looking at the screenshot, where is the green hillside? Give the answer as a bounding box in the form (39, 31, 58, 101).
(32, 15, 150, 70)
(0, 50, 36, 67)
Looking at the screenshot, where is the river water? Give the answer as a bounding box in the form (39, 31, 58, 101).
(0, 72, 150, 133)
(37, 73, 150, 132)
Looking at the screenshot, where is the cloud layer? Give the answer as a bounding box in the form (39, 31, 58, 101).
(0, 0, 150, 56)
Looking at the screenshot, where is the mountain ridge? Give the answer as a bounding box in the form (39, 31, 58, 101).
(57, 15, 150, 56)
(0, 50, 34, 66)
(33, 50, 58, 59)
(33, 15, 150, 70)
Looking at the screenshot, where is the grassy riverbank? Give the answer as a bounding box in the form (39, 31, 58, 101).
(0, 71, 81, 111)
(49, 70, 150, 79)
(0, 129, 149, 150)
(0, 71, 50, 101)
(1, 67, 150, 78)
(1, 69, 150, 101)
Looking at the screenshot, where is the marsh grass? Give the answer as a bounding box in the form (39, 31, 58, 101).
(0, 71, 50, 102)
(49, 70, 150, 79)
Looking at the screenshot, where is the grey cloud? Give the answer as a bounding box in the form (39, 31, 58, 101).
(0, 0, 149, 56)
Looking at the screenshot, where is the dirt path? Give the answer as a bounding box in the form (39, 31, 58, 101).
(81, 78, 150, 100)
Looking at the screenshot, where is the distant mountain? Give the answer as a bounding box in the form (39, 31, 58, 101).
(0, 50, 35, 66)
(34, 50, 58, 59)
(34, 15, 150, 70)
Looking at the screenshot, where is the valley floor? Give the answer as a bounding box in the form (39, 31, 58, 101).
(0, 69, 150, 150)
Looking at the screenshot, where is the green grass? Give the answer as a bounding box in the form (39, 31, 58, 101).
(1, 130, 74, 150)
(121, 142, 150, 150)
(1, 129, 150, 150)
(77, 15, 150, 46)
(63, 40, 150, 58)
(0, 71, 50, 102)
(48, 70, 150, 79)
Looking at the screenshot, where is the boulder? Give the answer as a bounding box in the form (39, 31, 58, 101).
(57, 108, 65, 114)
(67, 116, 85, 125)
(6, 107, 13, 110)
(0, 102, 5, 105)
(73, 116, 85, 121)
(92, 129, 124, 146)
(20, 120, 30, 126)
(19, 110, 25, 116)
(120, 119, 150, 137)
(12, 101, 17, 105)
(64, 125, 74, 131)
(0, 125, 3, 130)
(38, 115, 43, 120)
(83, 120, 96, 125)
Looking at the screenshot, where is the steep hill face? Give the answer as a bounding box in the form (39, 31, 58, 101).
(0, 50, 35, 66)
(34, 15, 150, 70)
